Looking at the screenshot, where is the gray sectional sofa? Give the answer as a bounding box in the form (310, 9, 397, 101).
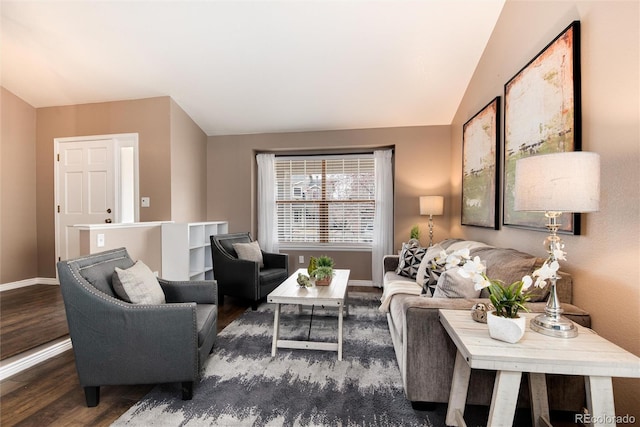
(381, 239, 592, 411)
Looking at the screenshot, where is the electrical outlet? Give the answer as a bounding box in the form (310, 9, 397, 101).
(298, 255, 305, 264)
(141, 197, 150, 207)
(97, 233, 105, 247)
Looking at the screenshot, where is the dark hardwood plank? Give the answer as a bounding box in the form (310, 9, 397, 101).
(0, 285, 69, 360)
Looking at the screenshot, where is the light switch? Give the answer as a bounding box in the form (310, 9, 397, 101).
(298, 255, 305, 264)
(97, 233, 105, 247)
(141, 197, 150, 207)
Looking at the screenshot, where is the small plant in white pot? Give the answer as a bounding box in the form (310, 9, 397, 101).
(455, 255, 557, 343)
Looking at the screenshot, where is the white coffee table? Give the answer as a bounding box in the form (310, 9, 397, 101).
(268, 268, 350, 361)
(438, 309, 640, 427)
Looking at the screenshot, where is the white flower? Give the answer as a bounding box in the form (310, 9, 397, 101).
(521, 275, 533, 290)
(553, 248, 567, 261)
(472, 274, 492, 291)
(457, 256, 489, 290)
(444, 248, 471, 270)
(532, 260, 559, 288)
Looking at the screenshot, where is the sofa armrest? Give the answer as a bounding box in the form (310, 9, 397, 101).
(159, 279, 217, 304)
(263, 251, 288, 271)
(383, 255, 399, 273)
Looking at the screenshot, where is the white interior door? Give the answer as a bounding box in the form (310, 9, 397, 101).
(56, 138, 115, 261)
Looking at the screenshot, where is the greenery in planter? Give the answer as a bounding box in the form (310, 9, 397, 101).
(410, 225, 420, 240)
(307, 257, 317, 275)
(316, 255, 334, 268)
(311, 266, 333, 281)
(432, 247, 558, 319)
(457, 254, 558, 318)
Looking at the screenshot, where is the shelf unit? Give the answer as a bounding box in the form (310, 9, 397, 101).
(161, 221, 228, 281)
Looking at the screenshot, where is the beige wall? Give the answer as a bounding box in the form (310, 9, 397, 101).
(79, 225, 162, 275)
(0, 88, 38, 282)
(170, 99, 207, 222)
(36, 97, 175, 277)
(450, 1, 639, 413)
(207, 126, 451, 280)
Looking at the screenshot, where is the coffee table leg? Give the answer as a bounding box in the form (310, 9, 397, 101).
(585, 376, 616, 427)
(446, 350, 471, 426)
(337, 304, 344, 361)
(271, 303, 281, 357)
(487, 370, 522, 427)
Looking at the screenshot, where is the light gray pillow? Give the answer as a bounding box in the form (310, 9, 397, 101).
(112, 260, 165, 304)
(432, 269, 481, 299)
(232, 241, 264, 268)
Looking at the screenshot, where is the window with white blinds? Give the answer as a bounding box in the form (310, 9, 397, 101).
(275, 154, 375, 246)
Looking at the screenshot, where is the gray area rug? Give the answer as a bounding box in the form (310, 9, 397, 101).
(112, 292, 444, 426)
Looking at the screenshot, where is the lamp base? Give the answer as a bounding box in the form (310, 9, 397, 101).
(530, 313, 578, 338)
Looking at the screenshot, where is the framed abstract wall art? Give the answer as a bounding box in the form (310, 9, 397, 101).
(503, 21, 581, 234)
(462, 96, 500, 229)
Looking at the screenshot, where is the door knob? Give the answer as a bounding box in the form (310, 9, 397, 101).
(105, 218, 112, 223)
(107, 208, 112, 213)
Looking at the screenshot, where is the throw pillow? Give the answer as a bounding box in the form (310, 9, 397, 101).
(395, 241, 427, 279)
(416, 244, 445, 291)
(432, 269, 481, 299)
(112, 260, 166, 304)
(232, 241, 264, 268)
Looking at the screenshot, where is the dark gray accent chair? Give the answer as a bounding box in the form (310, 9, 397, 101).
(210, 232, 289, 310)
(56, 247, 218, 407)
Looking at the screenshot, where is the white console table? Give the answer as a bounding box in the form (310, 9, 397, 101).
(439, 309, 640, 427)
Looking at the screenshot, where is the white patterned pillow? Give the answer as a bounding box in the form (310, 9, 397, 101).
(395, 242, 427, 279)
(416, 244, 445, 292)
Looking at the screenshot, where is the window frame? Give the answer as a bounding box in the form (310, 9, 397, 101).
(275, 153, 375, 251)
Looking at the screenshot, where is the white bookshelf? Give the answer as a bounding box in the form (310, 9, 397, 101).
(161, 221, 229, 281)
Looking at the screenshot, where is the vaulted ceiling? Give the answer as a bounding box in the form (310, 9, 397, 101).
(1, 1, 505, 136)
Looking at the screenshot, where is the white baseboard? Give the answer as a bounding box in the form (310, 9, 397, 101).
(0, 277, 59, 292)
(348, 279, 375, 287)
(0, 337, 72, 381)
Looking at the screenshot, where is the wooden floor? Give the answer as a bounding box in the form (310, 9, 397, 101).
(0, 285, 69, 360)
(0, 286, 380, 426)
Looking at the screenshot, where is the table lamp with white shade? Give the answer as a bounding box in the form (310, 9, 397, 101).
(514, 151, 600, 338)
(420, 196, 444, 247)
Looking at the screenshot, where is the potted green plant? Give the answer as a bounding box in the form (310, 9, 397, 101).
(410, 225, 420, 241)
(456, 254, 557, 343)
(315, 255, 334, 269)
(311, 266, 334, 286)
(311, 255, 334, 286)
(433, 248, 556, 343)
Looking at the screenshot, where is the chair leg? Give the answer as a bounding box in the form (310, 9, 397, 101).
(218, 293, 224, 306)
(84, 386, 100, 407)
(251, 301, 258, 311)
(182, 381, 193, 400)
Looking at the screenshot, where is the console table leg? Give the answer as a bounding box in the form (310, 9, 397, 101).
(585, 376, 616, 427)
(488, 370, 522, 427)
(446, 350, 471, 426)
(529, 372, 550, 427)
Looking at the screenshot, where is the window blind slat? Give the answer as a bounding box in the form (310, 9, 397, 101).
(275, 156, 375, 245)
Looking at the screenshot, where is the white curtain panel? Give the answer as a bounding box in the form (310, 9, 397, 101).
(256, 153, 279, 253)
(372, 149, 393, 287)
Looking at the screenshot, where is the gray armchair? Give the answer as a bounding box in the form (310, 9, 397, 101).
(56, 247, 218, 407)
(210, 232, 289, 310)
